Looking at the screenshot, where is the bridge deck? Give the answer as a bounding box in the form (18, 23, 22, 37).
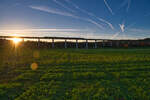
(0, 36, 109, 40)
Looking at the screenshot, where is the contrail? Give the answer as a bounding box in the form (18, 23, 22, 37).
(29, 5, 79, 19)
(112, 22, 135, 39)
(31, 5, 104, 30)
(119, 21, 126, 39)
(118, 0, 131, 12)
(119, 22, 136, 33)
(64, 0, 106, 30)
(75, 8, 114, 30)
(111, 32, 121, 39)
(64, 0, 79, 9)
(104, 0, 114, 15)
(126, 0, 131, 12)
(52, 0, 75, 13)
(119, 24, 125, 32)
(86, 19, 104, 29)
(120, 0, 128, 8)
(34, 0, 104, 30)
(64, 0, 114, 30)
(96, 17, 114, 30)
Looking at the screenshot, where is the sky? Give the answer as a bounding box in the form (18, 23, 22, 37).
(0, 0, 150, 39)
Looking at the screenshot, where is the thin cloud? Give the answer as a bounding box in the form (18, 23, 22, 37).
(0, 28, 89, 32)
(145, 13, 150, 17)
(104, 0, 114, 15)
(0, 28, 106, 39)
(129, 28, 150, 33)
(0, 28, 90, 37)
(125, 28, 150, 39)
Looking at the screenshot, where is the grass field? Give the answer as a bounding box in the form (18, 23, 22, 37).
(0, 46, 150, 100)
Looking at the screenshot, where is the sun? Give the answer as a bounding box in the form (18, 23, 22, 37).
(12, 38, 22, 44)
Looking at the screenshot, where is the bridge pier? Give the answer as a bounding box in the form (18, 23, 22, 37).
(65, 39, 67, 48)
(95, 40, 97, 48)
(86, 40, 88, 49)
(102, 40, 105, 47)
(38, 38, 40, 47)
(116, 41, 119, 47)
(110, 41, 113, 47)
(76, 39, 78, 49)
(22, 38, 24, 42)
(22, 38, 24, 46)
(52, 39, 54, 48)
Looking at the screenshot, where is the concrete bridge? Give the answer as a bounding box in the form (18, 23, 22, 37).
(0, 36, 150, 48)
(0, 36, 112, 49)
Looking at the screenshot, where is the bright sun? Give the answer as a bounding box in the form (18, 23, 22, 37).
(12, 38, 22, 44)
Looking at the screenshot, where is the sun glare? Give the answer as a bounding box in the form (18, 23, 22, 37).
(12, 38, 22, 44)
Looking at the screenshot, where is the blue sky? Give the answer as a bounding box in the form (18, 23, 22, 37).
(0, 0, 150, 39)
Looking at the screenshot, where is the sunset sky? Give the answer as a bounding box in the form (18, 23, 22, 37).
(0, 0, 150, 39)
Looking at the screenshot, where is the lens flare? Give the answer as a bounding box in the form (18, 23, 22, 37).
(31, 63, 38, 70)
(12, 38, 22, 44)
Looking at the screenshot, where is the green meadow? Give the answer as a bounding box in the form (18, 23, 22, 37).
(0, 46, 150, 100)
